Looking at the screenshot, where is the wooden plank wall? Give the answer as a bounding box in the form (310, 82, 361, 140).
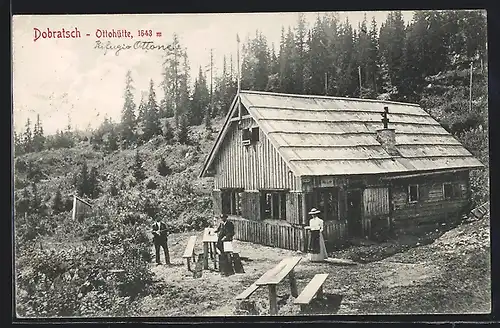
(241, 191, 261, 221)
(286, 192, 302, 225)
(213, 117, 301, 191)
(362, 187, 390, 237)
(232, 217, 348, 252)
(391, 171, 470, 234)
(212, 190, 222, 216)
(363, 187, 390, 217)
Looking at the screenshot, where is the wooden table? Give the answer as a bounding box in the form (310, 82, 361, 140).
(202, 227, 218, 270)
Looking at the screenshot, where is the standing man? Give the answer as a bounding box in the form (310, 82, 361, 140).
(152, 217, 170, 265)
(214, 214, 234, 253)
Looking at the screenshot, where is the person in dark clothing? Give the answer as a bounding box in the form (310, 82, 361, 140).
(214, 214, 235, 276)
(214, 214, 234, 253)
(152, 217, 170, 265)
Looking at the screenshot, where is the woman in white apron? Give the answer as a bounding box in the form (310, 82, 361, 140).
(307, 208, 328, 262)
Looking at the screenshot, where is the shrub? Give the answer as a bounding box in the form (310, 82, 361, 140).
(157, 157, 172, 176)
(15, 158, 28, 173)
(146, 179, 157, 190)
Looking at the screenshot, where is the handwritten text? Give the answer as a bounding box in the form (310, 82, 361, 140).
(94, 40, 173, 56)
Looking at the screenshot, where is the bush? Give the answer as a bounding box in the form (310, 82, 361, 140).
(179, 212, 212, 231)
(146, 179, 157, 190)
(15, 158, 28, 173)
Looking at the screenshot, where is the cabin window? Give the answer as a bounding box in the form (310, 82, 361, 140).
(242, 129, 251, 144)
(221, 189, 242, 215)
(316, 188, 339, 221)
(261, 191, 287, 220)
(242, 127, 259, 145)
(408, 184, 419, 203)
(443, 183, 462, 200)
(251, 127, 260, 142)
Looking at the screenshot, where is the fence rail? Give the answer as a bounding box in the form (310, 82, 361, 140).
(232, 217, 348, 252)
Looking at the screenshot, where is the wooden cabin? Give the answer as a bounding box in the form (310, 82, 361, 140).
(199, 90, 484, 252)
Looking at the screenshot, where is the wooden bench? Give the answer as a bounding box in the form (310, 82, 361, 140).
(294, 273, 329, 311)
(182, 236, 197, 271)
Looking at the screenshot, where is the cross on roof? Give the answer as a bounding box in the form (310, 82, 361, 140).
(382, 106, 389, 129)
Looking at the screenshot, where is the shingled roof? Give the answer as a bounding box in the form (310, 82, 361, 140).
(200, 90, 484, 177)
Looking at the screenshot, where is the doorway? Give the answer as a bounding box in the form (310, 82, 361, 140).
(347, 189, 363, 237)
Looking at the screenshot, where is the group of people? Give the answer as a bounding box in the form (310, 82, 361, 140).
(151, 213, 234, 266)
(150, 208, 327, 266)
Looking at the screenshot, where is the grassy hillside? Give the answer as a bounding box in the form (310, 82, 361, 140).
(14, 118, 223, 225)
(13, 119, 225, 317)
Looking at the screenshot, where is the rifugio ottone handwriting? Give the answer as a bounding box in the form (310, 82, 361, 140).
(94, 40, 173, 56)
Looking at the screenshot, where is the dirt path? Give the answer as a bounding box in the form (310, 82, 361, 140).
(135, 218, 490, 316)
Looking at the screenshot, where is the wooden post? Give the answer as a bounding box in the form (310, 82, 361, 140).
(212, 243, 218, 269)
(268, 284, 278, 315)
(203, 242, 209, 269)
(317, 285, 324, 299)
(288, 269, 298, 297)
(469, 61, 473, 112)
(186, 258, 191, 272)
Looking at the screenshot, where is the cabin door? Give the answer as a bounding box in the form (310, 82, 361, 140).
(347, 189, 363, 237)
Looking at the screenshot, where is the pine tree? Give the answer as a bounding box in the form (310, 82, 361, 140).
(266, 42, 280, 91)
(30, 182, 41, 214)
(293, 13, 308, 94)
(379, 11, 407, 100)
(157, 157, 172, 176)
(121, 70, 137, 148)
(14, 131, 24, 156)
(32, 114, 46, 152)
(23, 118, 33, 153)
(137, 92, 147, 125)
(106, 125, 119, 153)
(162, 34, 182, 125)
(132, 151, 146, 182)
(16, 187, 31, 214)
(368, 16, 381, 95)
(143, 79, 161, 141)
(163, 119, 174, 143)
(52, 189, 64, 214)
(176, 114, 190, 145)
(279, 27, 296, 93)
(77, 162, 90, 197)
(190, 66, 210, 126)
(88, 166, 100, 199)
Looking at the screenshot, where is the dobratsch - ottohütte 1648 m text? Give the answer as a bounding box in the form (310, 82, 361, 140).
(33, 28, 151, 42)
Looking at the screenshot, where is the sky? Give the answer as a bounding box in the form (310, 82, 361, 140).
(12, 11, 415, 135)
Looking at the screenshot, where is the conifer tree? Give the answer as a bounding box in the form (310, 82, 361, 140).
(163, 119, 174, 143)
(88, 166, 100, 199)
(33, 114, 46, 152)
(52, 189, 64, 214)
(30, 182, 41, 214)
(157, 157, 172, 176)
(132, 151, 146, 182)
(190, 66, 210, 126)
(23, 118, 33, 153)
(176, 114, 190, 145)
(77, 162, 90, 197)
(143, 79, 161, 141)
(121, 70, 137, 148)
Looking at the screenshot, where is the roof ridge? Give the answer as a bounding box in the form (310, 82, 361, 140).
(239, 90, 421, 107)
